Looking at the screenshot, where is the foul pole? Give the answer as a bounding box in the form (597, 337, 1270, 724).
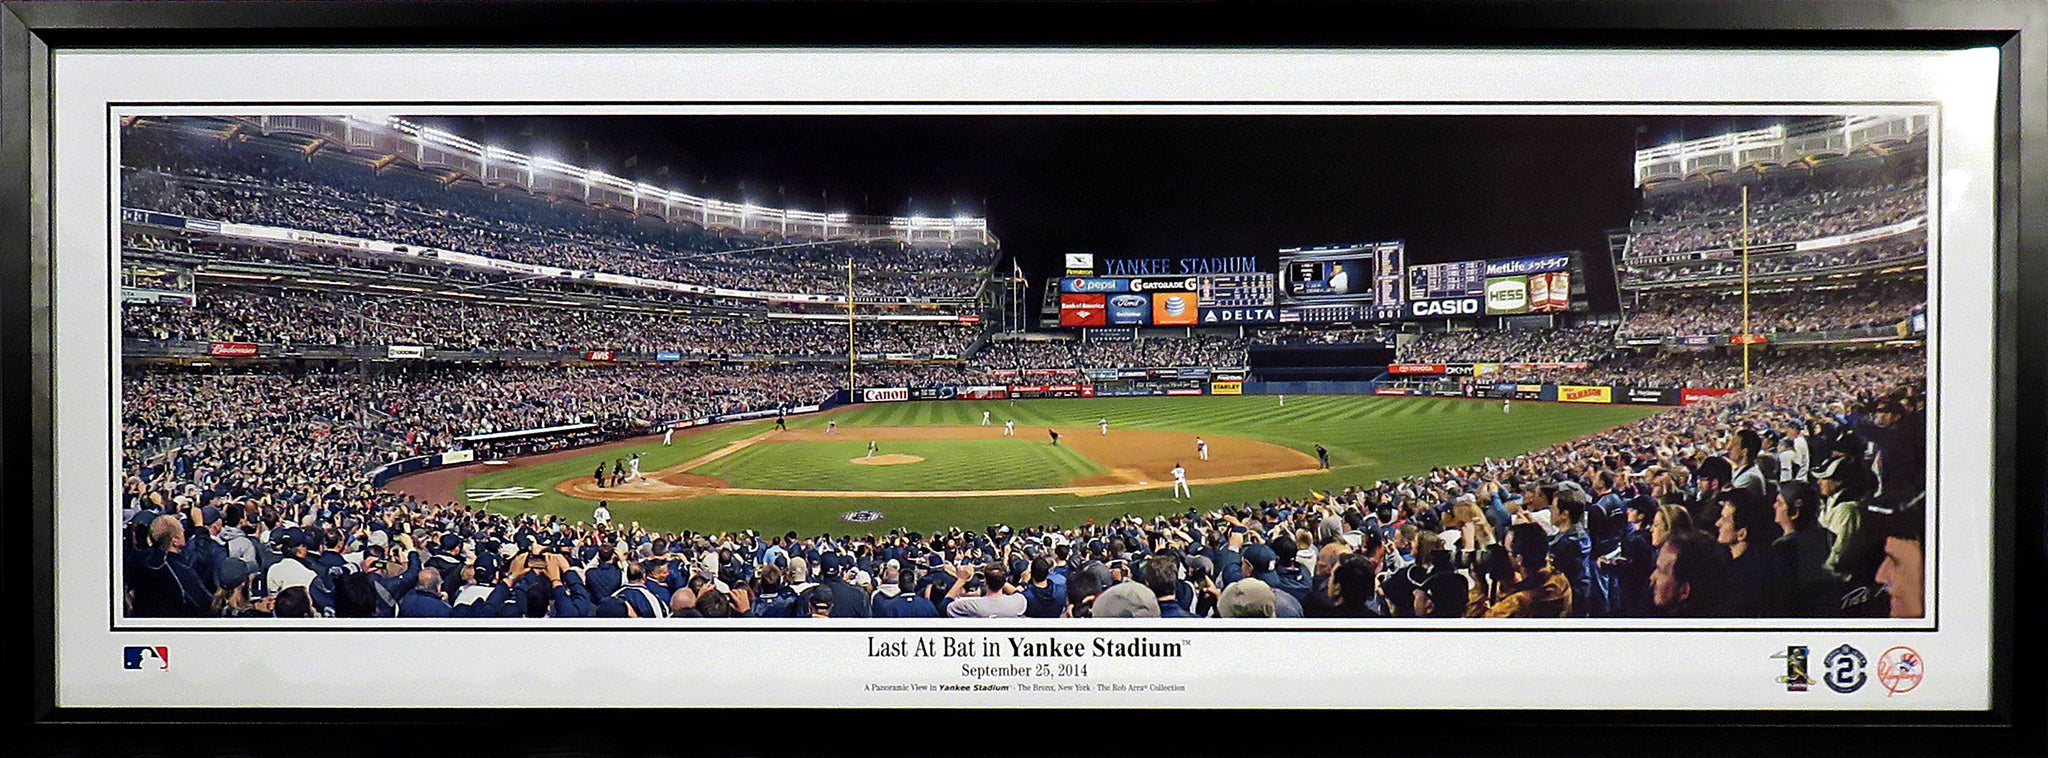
(847, 257, 856, 394)
(1741, 185, 1751, 390)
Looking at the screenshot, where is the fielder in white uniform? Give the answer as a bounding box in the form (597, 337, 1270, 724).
(628, 453, 642, 481)
(981, 410, 991, 426)
(662, 425, 673, 446)
(1196, 437, 1209, 461)
(867, 440, 878, 458)
(1003, 420, 1015, 437)
(1099, 418, 1109, 435)
(1504, 398, 1511, 414)
(1171, 463, 1190, 499)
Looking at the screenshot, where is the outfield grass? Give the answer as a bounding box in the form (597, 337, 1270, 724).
(693, 438, 1106, 491)
(454, 394, 1664, 536)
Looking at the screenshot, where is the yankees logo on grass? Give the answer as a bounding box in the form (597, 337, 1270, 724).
(466, 486, 545, 502)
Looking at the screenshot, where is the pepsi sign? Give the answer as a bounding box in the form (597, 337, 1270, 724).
(1060, 277, 1131, 294)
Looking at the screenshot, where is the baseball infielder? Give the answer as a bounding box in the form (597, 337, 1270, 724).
(1003, 420, 1015, 437)
(1196, 437, 1209, 461)
(1171, 463, 1190, 499)
(662, 425, 673, 446)
(1099, 418, 1109, 435)
(827, 421, 838, 434)
(867, 440, 878, 458)
(981, 410, 992, 426)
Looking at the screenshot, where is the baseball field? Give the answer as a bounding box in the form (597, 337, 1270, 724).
(389, 395, 1666, 536)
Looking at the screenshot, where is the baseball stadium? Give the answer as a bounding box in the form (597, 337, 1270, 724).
(118, 114, 1929, 622)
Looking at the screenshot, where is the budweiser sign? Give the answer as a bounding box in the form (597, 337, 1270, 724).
(207, 342, 258, 357)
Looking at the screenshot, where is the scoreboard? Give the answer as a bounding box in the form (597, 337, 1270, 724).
(1408, 260, 1487, 300)
(1276, 241, 1405, 321)
(1196, 273, 1276, 308)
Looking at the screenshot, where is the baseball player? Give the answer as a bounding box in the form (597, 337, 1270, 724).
(662, 424, 674, 446)
(1196, 437, 1209, 461)
(1003, 420, 1015, 437)
(1316, 444, 1330, 469)
(628, 452, 642, 481)
(1048, 429, 1061, 446)
(1098, 417, 1109, 435)
(775, 415, 788, 431)
(593, 500, 612, 526)
(1171, 463, 1190, 499)
(827, 421, 838, 434)
(594, 462, 608, 488)
(1503, 397, 1512, 414)
(1279, 394, 1285, 407)
(981, 410, 992, 426)
(867, 440, 878, 458)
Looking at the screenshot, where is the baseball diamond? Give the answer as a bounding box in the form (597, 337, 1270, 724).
(388, 395, 1663, 536)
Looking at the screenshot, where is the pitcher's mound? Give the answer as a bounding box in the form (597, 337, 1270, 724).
(851, 454, 925, 466)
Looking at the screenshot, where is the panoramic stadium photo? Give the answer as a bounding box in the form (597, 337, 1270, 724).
(116, 113, 1930, 623)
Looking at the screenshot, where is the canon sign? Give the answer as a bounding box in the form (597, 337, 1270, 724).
(1406, 297, 1481, 318)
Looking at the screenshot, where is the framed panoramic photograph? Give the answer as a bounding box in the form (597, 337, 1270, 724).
(9, 1, 2044, 755)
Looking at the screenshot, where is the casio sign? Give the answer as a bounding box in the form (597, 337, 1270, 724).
(1408, 298, 1481, 318)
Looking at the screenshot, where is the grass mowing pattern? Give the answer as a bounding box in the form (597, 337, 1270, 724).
(693, 438, 1105, 491)
(455, 395, 1664, 536)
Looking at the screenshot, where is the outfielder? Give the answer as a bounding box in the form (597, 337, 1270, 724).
(1171, 463, 1190, 499)
(981, 410, 992, 426)
(1196, 437, 1209, 461)
(662, 424, 674, 446)
(1003, 420, 1015, 437)
(1503, 398, 1511, 414)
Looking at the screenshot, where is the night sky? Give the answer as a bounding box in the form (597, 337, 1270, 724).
(409, 114, 1807, 314)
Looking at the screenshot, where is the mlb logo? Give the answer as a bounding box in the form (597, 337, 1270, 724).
(123, 646, 169, 671)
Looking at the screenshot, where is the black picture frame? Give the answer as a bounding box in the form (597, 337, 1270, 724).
(7, 2, 2043, 757)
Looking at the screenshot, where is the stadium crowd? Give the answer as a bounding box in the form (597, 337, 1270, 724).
(1477, 346, 1917, 390)
(1628, 172, 1927, 257)
(122, 284, 982, 357)
(120, 133, 996, 298)
(123, 344, 1925, 622)
(1399, 325, 1618, 364)
(1250, 325, 1396, 347)
(1617, 278, 1925, 337)
(1621, 238, 1926, 287)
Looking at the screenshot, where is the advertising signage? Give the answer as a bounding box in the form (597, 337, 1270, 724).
(1059, 294, 1107, 326)
(1060, 277, 1129, 294)
(1484, 252, 1572, 277)
(1199, 306, 1279, 324)
(1406, 296, 1483, 319)
(1151, 292, 1199, 325)
(1529, 271, 1571, 313)
(1485, 276, 1530, 315)
(1106, 293, 1150, 325)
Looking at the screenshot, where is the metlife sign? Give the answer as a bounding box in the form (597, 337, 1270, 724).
(1484, 253, 1572, 277)
(1405, 297, 1482, 319)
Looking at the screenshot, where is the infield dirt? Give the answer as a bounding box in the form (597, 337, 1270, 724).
(547, 425, 1320, 501)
